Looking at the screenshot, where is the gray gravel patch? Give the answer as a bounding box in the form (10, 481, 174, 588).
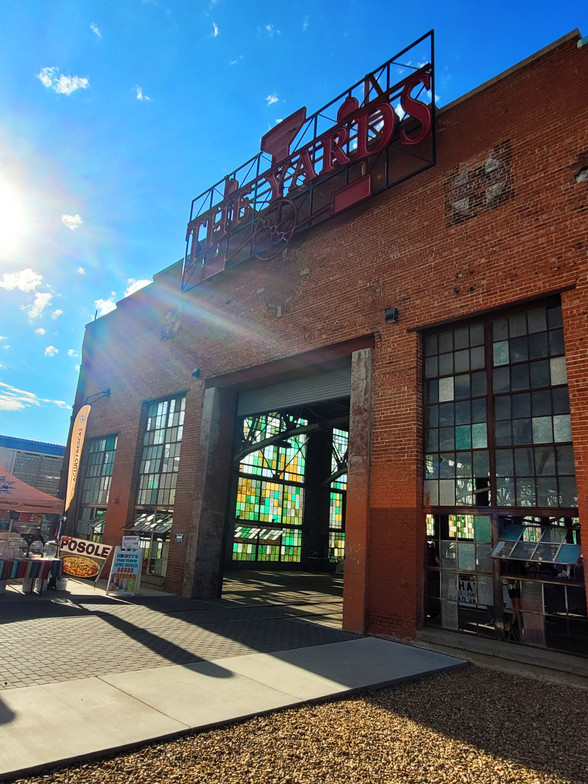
(11, 666, 588, 784)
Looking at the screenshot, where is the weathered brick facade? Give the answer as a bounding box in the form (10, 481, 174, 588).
(70, 33, 587, 644)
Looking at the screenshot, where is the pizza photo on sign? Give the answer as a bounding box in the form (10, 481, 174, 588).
(61, 555, 100, 579)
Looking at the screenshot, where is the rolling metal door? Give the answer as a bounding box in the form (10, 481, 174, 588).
(237, 365, 351, 416)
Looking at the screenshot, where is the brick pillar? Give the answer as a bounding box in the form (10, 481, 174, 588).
(183, 385, 236, 598)
(561, 285, 588, 613)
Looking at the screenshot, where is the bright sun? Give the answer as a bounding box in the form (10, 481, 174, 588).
(0, 177, 27, 258)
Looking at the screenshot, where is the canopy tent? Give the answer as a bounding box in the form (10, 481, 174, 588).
(0, 467, 64, 515)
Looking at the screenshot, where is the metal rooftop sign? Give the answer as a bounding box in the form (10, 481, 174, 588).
(182, 31, 435, 291)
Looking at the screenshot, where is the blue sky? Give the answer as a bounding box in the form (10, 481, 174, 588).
(0, 0, 585, 446)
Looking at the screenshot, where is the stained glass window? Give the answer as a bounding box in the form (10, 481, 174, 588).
(235, 478, 303, 525)
(329, 531, 346, 560)
(329, 491, 345, 529)
(329, 428, 348, 562)
(448, 514, 475, 539)
(233, 412, 306, 564)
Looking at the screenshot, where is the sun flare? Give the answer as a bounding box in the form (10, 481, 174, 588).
(0, 177, 27, 257)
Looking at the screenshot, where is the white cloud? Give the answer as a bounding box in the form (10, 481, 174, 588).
(124, 278, 151, 297)
(266, 94, 278, 106)
(0, 336, 6, 340)
(67, 349, 78, 357)
(95, 297, 117, 316)
(90, 22, 101, 39)
(264, 24, 280, 36)
(44, 345, 58, 356)
(51, 309, 63, 319)
(1, 268, 54, 320)
(37, 67, 89, 95)
(302, 16, 309, 31)
(2, 344, 10, 351)
(0, 268, 42, 292)
(24, 291, 53, 319)
(62, 214, 83, 231)
(37, 66, 57, 88)
(0, 381, 70, 412)
(76, 266, 85, 275)
(136, 86, 151, 101)
(56, 75, 89, 95)
(212, 22, 219, 37)
(35, 328, 46, 335)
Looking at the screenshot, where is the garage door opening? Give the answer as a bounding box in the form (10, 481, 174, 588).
(197, 345, 371, 634)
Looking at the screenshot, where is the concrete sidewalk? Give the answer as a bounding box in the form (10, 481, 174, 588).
(0, 636, 466, 781)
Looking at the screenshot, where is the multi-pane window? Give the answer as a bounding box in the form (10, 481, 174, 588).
(425, 513, 494, 636)
(423, 303, 576, 510)
(81, 435, 117, 505)
(424, 321, 488, 508)
(423, 302, 585, 654)
(491, 305, 576, 508)
(137, 396, 185, 506)
(233, 413, 306, 564)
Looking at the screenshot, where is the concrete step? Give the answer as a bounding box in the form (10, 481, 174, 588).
(412, 628, 588, 689)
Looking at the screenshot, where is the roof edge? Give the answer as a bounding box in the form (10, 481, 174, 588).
(439, 30, 582, 116)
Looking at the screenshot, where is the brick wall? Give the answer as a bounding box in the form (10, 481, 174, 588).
(76, 34, 588, 634)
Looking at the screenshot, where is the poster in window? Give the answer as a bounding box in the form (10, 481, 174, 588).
(458, 574, 476, 606)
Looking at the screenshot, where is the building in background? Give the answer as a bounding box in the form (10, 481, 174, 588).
(0, 435, 64, 496)
(65, 32, 587, 657)
(0, 435, 65, 540)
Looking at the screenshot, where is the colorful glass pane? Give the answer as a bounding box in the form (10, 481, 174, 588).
(329, 531, 346, 561)
(449, 514, 475, 539)
(329, 491, 344, 529)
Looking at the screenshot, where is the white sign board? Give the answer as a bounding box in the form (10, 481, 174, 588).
(122, 535, 140, 551)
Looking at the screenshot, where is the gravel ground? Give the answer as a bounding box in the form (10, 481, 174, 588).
(12, 666, 588, 784)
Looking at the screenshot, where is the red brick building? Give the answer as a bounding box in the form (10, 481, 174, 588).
(68, 31, 587, 655)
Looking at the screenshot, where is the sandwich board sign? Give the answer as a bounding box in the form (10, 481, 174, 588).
(106, 545, 142, 596)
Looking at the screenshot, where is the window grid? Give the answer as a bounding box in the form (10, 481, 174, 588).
(423, 303, 577, 512)
(491, 306, 576, 508)
(81, 435, 118, 505)
(423, 303, 584, 653)
(137, 396, 185, 507)
(425, 513, 495, 637)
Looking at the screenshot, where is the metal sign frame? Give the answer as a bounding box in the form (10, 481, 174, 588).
(182, 30, 435, 291)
